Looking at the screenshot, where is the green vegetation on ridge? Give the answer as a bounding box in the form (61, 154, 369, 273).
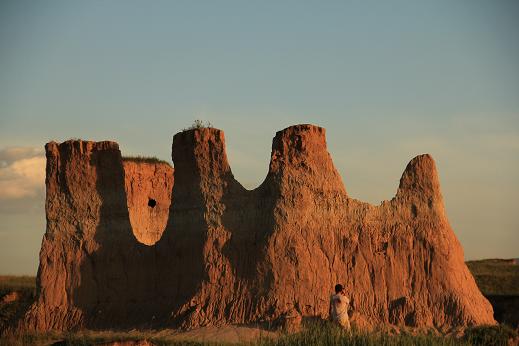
(122, 155, 171, 166)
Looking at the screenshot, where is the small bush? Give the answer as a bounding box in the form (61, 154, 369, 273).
(183, 119, 213, 131)
(463, 324, 517, 346)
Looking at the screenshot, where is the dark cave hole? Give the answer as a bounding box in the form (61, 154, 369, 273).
(148, 198, 157, 208)
(411, 204, 418, 218)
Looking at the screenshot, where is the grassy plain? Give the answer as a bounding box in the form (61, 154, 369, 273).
(466, 258, 519, 296)
(0, 276, 35, 334)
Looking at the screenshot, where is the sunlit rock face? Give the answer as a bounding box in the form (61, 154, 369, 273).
(123, 160, 173, 245)
(22, 125, 495, 332)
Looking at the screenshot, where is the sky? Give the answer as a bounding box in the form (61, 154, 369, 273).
(0, 0, 518, 275)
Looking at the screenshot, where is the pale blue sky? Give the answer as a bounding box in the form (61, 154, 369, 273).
(0, 0, 518, 274)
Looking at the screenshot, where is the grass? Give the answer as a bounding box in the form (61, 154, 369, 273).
(1, 323, 516, 346)
(466, 259, 519, 296)
(462, 324, 518, 346)
(466, 259, 519, 327)
(257, 322, 517, 346)
(122, 155, 172, 166)
(258, 321, 460, 346)
(0, 276, 36, 334)
(255, 322, 517, 346)
(0, 331, 61, 346)
(0, 277, 35, 291)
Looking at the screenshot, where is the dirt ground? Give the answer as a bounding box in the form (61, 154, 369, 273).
(155, 325, 278, 344)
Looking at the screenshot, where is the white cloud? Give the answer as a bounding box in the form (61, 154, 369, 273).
(0, 147, 45, 199)
(0, 147, 43, 166)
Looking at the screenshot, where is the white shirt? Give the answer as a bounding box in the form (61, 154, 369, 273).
(330, 292, 350, 323)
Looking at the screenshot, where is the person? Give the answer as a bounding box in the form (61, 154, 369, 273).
(329, 283, 351, 330)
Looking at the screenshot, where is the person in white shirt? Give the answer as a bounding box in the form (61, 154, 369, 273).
(329, 283, 351, 329)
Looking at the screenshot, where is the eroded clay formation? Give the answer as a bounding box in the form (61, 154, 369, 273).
(23, 124, 495, 331)
(123, 160, 173, 245)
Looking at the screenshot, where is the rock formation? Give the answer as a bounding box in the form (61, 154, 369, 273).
(23, 124, 495, 332)
(123, 160, 173, 245)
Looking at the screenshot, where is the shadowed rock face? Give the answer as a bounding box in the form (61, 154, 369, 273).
(23, 124, 495, 332)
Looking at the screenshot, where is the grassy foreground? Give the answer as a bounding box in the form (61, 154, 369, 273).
(260, 323, 518, 346)
(0, 323, 517, 346)
(2, 259, 519, 345)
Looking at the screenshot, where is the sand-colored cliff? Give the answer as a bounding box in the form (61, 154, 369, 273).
(22, 125, 495, 332)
